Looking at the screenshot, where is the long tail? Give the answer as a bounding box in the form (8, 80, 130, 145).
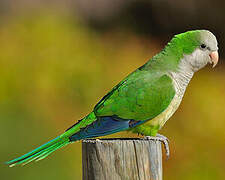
(6, 136, 70, 167)
(6, 112, 98, 167)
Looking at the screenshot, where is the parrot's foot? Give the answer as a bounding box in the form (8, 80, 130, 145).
(144, 134, 170, 159)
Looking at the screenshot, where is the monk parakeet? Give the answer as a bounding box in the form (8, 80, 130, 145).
(6, 30, 219, 167)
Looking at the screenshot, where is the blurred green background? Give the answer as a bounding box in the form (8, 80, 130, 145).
(1, 1, 225, 180)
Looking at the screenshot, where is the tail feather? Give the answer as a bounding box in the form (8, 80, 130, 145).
(6, 136, 70, 167)
(35, 142, 66, 162)
(6, 112, 98, 167)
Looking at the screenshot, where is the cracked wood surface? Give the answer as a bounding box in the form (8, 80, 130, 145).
(82, 138, 162, 180)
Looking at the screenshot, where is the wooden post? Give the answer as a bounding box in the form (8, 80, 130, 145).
(82, 138, 162, 180)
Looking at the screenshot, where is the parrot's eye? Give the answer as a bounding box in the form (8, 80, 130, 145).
(200, 44, 207, 49)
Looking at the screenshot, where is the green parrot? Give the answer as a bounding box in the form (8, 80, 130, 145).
(6, 30, 219, 167)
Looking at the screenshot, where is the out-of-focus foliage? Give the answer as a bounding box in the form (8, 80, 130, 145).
(0, 9, 224, 180)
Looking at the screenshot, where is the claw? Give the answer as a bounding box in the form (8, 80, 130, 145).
(143, 134, 170, 159)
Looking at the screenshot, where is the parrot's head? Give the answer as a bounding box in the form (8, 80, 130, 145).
(174, 30, 219, 72)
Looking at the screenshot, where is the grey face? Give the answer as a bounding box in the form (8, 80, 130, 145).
(189, 30, 219, 72)
(199, 30, 218, 51)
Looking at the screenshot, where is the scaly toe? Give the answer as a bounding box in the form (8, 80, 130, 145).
(143, 134, 170, 159)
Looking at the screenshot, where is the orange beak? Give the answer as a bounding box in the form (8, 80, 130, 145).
(209, 51, 219, 68)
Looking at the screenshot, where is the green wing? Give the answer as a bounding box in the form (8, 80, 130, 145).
(94, 69, 176, 121)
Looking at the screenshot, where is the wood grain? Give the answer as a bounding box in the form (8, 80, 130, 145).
(82, 138, 162, 180)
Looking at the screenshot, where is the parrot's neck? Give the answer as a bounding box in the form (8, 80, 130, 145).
(169, 55, 195, 97)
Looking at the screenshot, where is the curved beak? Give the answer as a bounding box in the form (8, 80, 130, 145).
(209, 51, 219, 68)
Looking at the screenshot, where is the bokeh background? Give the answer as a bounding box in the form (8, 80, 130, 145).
(1, 1, 225, 180)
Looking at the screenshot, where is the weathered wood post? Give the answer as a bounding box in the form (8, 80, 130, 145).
(82, 138, 162, 180)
